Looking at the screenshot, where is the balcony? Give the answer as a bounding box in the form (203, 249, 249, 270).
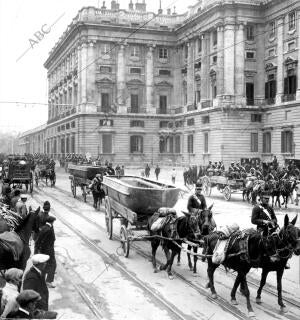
(282, 94, 296, 103)
(156, 108, 173, 115)
(265, 97, 275, 105)
(97, 106, 111, 113)
(201, 100, 212, 109)
(127, 107, 147, 114)
(187, 104, 197, 112)
(175, 107, 183, 114)
(246, 98, 266, 106)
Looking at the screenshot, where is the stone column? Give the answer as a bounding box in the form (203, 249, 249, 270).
(173, 46, 182, 112)
(223, 23, 235, 97)
(235, 23, 245, 104)
(117, 44, 126, 112)
(187, 41, 195, 107)
(256, 23, 265, 101)
(146, 45, 154, 113)
(276, 16, 284, 104)
(86, 41, 96, 113)
(80, 41, 88, 106)
(297, 11, 300, 100)
(77, 44, 82, 110)
(200, 33, 209, 104)
(217, 25, 224, 100)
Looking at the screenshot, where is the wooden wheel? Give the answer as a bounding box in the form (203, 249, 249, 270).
(120, 225, 130, 258)
(70, 177, 76, 198)
(202, 177, 212, 196)
(105, 196, 113, 239)
(223, 186, 231, 201)
(82, 185, 87, 202)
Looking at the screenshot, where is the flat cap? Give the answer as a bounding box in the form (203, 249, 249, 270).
(32, 254, 49, 265)
(5, 268, 23, 282)
(16, 290, 41, 307)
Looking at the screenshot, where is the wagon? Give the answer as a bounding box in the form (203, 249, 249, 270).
(201, 173, 244, 201)
(7, 156, 33, 193)
(68, 164, 107, 202)
(102, 175, 180, 257)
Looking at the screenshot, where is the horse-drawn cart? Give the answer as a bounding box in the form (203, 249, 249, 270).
(102, 176, 180, 257)
(68, 164, 107, 202)
(201, 173, 244, 201)
(7, 156, 33, 193)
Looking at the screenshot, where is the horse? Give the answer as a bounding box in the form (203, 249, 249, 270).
(149, 211, 201, 279)
(268, 179, 281, 208)
(251, 180, 265, 205)
(177, 205, 216, 275)
(0, 206, 40, 270)
(242, 176, 256, 203)
(45, 169, 56, 187)
(202, 214, 300, 317)
(280, 179, 293, 208)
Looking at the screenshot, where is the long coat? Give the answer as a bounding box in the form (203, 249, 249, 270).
(251, 204, 277, 233)
(22, 267, 49, 311)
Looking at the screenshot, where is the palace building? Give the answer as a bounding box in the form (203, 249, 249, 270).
(19, 0, 300, 166)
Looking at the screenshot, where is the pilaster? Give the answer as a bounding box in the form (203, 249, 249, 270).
(256, 24, 266, 100)
(86, 40, 96, 111)
(216, 25, 224, 100)
(146, 44, 155, 113)
(117, 44, 127, 113)
(276, 16, 284, 104)
(224, 24, 235, 97)
(235, 23, 246, 104)
(187, 41, 195, 107)
(200, 33, 209, 104)
(297, 11, 300, 100)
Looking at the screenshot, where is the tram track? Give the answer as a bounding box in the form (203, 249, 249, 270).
(32, 182, 300, 320)
(46, 182, 300, 311)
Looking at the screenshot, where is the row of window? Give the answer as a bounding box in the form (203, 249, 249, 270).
(251, 131, 294, 154)
(57, 121, 75, 132)
(46, 135, 76, 154)
(99, 66, 171, 76)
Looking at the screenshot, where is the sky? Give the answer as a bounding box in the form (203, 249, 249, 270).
(0, 0, 196, 134)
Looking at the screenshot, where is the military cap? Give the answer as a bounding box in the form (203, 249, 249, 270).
(5, 268, 23, 283)
(32, 254, 49, 265)
(16, 290, 41, 307)
(43, 201, 51, 210)
(195, 182, 203, 189)
(20, 194, 27, 199)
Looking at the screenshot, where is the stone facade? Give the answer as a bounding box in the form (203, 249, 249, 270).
(18, 0, 300, 167)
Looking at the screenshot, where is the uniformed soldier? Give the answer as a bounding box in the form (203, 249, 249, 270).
(15, 194, 28, 219)
(187, 182, 207, 214)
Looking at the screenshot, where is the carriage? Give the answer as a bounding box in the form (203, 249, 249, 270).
(6, 155, 33, 193)
(201, 173, 244, 201)
(102, 175, 180, 257)
(68, 164, 107, 202)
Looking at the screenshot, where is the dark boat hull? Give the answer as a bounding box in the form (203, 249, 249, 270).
(102, 176, 180, 215)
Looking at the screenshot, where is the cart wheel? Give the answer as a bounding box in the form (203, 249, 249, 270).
(120, 225, 130, 258)
(71, 177, 76, 198)
(105, 197, 113, 239)
(35, 176, 39, 187)
(223, 186, 231, 201)
(82, 186, 87, 203)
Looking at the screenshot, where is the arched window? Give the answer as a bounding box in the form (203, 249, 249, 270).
(130, 135, 143, 153)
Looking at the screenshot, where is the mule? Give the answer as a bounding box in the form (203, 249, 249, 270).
(280, 179, 293, 208)
(202, 214, 300, 316)
(149, 211, 200, 279)
(0, 206, 40, 270)
(177, 205, 216, 275)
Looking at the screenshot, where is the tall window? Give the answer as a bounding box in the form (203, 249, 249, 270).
(187, 135, 194, 154)
(263, 132, 271, 153)
(246, 25, 254, 41)
(71, 135, 75, 153)
(198, 37, 202, 53)
(246, 83, 254, 105)
(281, 131, 293, 153)
(265, 73, 276, 103)
(288, 12, 296, 30)
(102, 134, 112, 154)
(269, 21, 276, 38)
(101, 43, 110, 55)
(284, 69, 297, 95)
(130, 135, 143, 153)
(61, 137, 65, 155)
(131, 94, 139, 113)
(251, 133, 258, 152)
(196, 90, 201, 103)
(131, 46, 140, 57)
(175, 136, 181, 153)
(204, 132, 209, 153)
(66, 136, 70, 153)
(212, 30, 217, 46)
(101, 93, 110, 112)
(159, 48, 168, 59)
(159, 95, 167, 114)
(73, 86, 78, 106)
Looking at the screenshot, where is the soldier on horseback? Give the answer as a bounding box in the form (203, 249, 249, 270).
(187, 182, 207, 214)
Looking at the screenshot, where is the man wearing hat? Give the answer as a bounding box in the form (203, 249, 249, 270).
(187, 182, 207, 214)
(35, 216, 57, 288)
(15, 194, 28, 219)
(90, 174, 103, 209)
(251, 191, 277, 235)
(1, 268, 23, 317)
(6, 290, 41, 319)
(22, 254, 50, 311)
(10, 189, 21, 212)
